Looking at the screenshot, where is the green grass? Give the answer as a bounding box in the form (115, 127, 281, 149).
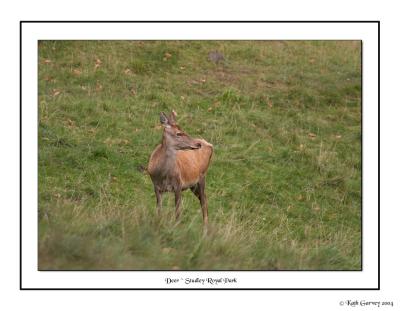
(38, 40, 361, 270)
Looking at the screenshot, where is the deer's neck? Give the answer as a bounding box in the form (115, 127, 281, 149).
(159, 143, 177, 174)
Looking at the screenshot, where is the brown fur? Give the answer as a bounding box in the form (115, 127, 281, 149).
(148, 139, 213, 191)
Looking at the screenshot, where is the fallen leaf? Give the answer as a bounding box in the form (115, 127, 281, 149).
(43, 59, 52, 64)
(308, 133, 317, 139)
(162, 247, 172, 254)
(164, 52, 172, 59)
(124, 68, 132, 75)
(95, 81, 103, 91)
(73, 69, 82, 76)
(179, 66, 185, 70)
(335, 135, 342, 139)
(94, 58, 102, 69)
(129, 83, 137, 96)
(52, 89, 61, 97)
(104, 138, 110, 145)
(207, 107, 213, 112)
(44, 76, 54, 82)
(200, 78, 206, 83)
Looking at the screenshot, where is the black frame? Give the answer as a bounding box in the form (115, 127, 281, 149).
(20, 20, 380, 290)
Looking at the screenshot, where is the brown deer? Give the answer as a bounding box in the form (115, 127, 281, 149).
(148, 111, 213, 225)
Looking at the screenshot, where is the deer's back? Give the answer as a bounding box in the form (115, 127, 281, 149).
(176, 139, 213, 188)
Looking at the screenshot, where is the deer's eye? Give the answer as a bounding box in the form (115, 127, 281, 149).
(176, 132, 183, 137)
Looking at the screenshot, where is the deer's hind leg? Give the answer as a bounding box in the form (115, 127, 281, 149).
(190, 177, 208, 226)
(154, 187, 163, 216)
(190, 184, 200, 200)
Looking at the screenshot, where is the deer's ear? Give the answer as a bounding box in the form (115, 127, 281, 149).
(160, 112, 170, 128)
(169, 110, 177, 125)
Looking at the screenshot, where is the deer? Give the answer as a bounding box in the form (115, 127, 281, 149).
(148, 111, 213, 226)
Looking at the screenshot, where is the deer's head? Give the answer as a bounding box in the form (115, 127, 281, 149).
(160, 111, 201, 151)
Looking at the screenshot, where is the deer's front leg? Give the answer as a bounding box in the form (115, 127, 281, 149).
(174, 188, 182, 221)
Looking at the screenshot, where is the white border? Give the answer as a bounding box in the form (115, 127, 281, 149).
(21, 22, 378, 289)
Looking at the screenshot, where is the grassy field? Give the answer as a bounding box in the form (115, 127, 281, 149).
(38, 40, 361, 270)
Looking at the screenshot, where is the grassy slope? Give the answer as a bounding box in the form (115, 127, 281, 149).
(38, 40, 361, 270)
